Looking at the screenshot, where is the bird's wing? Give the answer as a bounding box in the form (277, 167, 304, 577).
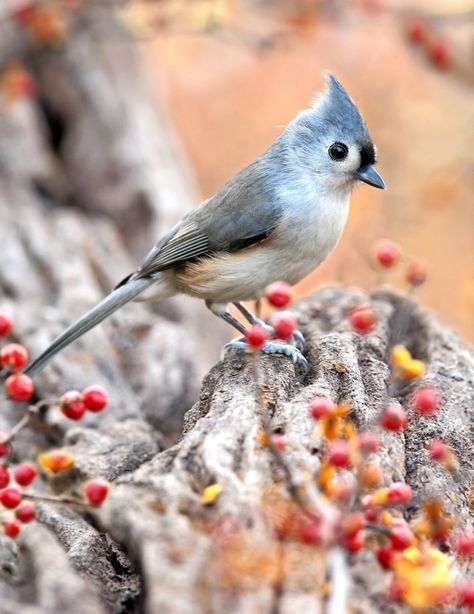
(133, 162, 283, 279)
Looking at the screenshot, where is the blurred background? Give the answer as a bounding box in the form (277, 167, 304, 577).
(1, 0, 473, 344)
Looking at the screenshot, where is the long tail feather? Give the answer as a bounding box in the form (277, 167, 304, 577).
(25, 278, 154, 377)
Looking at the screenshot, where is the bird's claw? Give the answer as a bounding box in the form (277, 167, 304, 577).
(291, 329, 305, 350)
(221, 339, 308, 371)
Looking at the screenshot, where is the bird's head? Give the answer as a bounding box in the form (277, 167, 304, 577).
(285, 72, 385, 194)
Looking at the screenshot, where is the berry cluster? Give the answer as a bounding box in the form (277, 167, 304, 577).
(0, 305, 111, 538)
(254, 386, 473, 611)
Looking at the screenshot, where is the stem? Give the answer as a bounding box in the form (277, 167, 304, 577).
(1, 398, 56, 445)
(326, 547, 349, 614)
(22, 492, 87, 506)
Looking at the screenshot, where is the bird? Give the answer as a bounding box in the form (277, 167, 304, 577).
(24, 72, 384, 377)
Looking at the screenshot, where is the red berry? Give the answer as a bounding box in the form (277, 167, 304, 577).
(390, 526, 414, 550)
(406, 262, 426, 287)
(429, 40, 451, 69)
(0, 465, 10, 489)
(327, 440, 351, 469)
(5, 373, 34, 402)
(349, 305, 376, 334)
(452, 530, 474, 557)
(0, 486, 22, 508)
(15, 503, 36, 523)
(300, 520, 322, 544)
(270, 434, 287, 451)
(270, 311, 298, 341)
(310, 396, 334, 419)
(84, 480, 109, 506)
(373, 239, 401, 268)
(388, 482, 413, 505)
(412, 385, 440, 416)
(0, 307, 14, 338)
(341, 512, 365, 537)
(458, 582, 474, 608)
(82, 385, 109, 412)
(358, 431, 380, 454)
(245, 325, 269, 350)
(342, 529, 365, 553)
(14, 463, 37, 487)
(3, 520, 21, 538)
(365, 507, 379, 523)
(428, 439, 450, 461)
(59, 390, 86, 420)
(265, 281, 293, 308)
(0, 343, 29, 371)
(388, 579, 404, 603)
(380, 403, 408, 432)
(407, 17, 427, 43)
(377, 544, 396, 569)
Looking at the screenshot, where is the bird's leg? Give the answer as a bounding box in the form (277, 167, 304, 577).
(206, 302, 307, 370)
(233, 302, 272, 334)
(233, 302, 305, 350)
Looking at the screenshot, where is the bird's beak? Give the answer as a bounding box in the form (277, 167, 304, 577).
(355, 165, 386, 190)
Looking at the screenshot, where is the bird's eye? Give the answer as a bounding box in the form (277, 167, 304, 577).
(328, 142, 349, 161)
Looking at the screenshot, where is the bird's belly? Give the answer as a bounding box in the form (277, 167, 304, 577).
(174, 194, 350, 303)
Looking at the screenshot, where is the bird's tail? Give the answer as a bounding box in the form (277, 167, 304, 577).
(25, 277, 154, 378)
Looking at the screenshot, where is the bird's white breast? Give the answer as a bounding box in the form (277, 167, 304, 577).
(174, 184, 351, 303)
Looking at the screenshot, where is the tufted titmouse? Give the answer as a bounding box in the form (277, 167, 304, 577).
(25, 72, 384, 376)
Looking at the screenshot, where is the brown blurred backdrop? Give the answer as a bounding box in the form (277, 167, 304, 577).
(139, 0, 474, 340)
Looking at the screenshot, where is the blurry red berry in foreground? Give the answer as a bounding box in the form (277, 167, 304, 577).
(358, 431, 380, 454)
(380, 404, 408, 432)
(458, 582, 474, 608)
(388, 482, 413, 505)
(390, 525, 414, 550)
(0, 307, 14, 338)
(0, 486, 22, 508)
(350, 305, 376, 334)
(428, 439, 450, 461)
(84, 480, 109, 506)
(3, 520, 21, 538)
(82, 385, 109, 412)
(412, 385, 441, 416)
(377, 544, 396, 569)
(15, 503, 36, 523)
(245, 325, 269, 350)
(373, 239, 401, 268)
(0, 343, 28, 371)
(265, 281, 293, 308)
(328, 440, 351, 468)
(5, 373, 34, 401)
(310, 396, 334, 420)
(270, 311, 298, 340)
(14, 462, 38, 486)
(342, 529, 365, 553)
(406, 262, 426, 287)
(270, 434, 287, 451)
(0, 438, 8, 458)
(452, 530, 474, 557)
(59, 390, 86, 420)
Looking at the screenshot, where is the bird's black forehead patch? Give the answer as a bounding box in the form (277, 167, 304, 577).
(359, 142, 376, 168)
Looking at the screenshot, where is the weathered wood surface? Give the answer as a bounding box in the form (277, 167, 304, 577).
(1, 282, 474, 613)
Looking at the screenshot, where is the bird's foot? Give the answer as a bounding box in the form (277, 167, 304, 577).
(221, 339, 308, 370)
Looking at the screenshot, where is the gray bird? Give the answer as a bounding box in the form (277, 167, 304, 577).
(25, 72, 384, 377)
